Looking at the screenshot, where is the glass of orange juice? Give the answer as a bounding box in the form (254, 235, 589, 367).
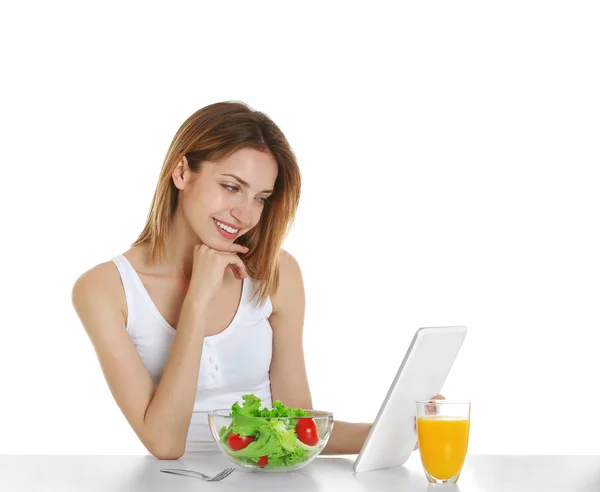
(416, 400, 471, 485)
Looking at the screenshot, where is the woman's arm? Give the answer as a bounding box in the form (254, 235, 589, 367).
(268, 250, 371, 455)
(72, 262, 210, 459)
(320, 421, 373, 455)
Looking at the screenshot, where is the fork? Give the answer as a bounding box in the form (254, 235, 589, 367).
(160, 467, 236, 481)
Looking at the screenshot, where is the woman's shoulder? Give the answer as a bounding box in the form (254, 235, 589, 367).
(72, 246, 142, 295)
(270, 248, 304, 313)
(71, 258, 127, 320)
(278, 248, 296, 264)
(73, 257, 123, 289)
(277, 248, 303, 281)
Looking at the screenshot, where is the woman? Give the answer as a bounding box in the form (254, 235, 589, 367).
(72, 101, 437, 460)
(73, 102, 369, 459)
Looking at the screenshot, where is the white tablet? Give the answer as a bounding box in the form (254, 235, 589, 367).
(353, 325, 467, 473)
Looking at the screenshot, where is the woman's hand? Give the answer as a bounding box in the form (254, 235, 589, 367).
(413, 394, 445, 451)
(185, 243, 249, 307)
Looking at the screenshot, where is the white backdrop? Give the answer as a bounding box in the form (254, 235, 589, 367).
(1, 1, 599, 456)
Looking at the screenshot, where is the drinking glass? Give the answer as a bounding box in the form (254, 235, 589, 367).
(416, 400, 471, 484)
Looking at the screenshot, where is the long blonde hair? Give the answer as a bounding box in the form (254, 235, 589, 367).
(132, 101, 301, 306)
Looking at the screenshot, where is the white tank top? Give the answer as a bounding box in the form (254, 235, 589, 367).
(111, 254, 273, 455)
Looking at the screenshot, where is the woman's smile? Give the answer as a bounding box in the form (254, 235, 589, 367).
(213, 218, 240, 240)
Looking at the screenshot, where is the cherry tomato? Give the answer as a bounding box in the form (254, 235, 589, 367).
(257, 456, 268, 467)
(227, 433, 255, 451)
(295, 418, 319, 446)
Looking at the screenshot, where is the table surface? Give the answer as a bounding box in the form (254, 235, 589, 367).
(2, 452, 600, 491)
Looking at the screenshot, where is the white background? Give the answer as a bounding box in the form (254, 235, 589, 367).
(1, 1, 599, 456)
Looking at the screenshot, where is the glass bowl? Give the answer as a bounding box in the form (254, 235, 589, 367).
(208, 409, 334, 473)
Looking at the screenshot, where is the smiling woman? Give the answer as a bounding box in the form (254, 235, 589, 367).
(70, 101, 394, 462)
(130, 102, 301, 307)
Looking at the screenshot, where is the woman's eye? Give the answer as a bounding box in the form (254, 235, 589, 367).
(223, 184, 268, 205)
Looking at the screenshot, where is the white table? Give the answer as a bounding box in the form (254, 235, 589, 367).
(1, 452, 599, 491)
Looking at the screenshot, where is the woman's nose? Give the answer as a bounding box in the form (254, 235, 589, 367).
(231, 203, 252, 227)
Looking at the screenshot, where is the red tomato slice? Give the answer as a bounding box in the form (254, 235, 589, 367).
(227, 433, 255, 451)
(257, 455, 268, 467)
(295, 418, 319, 446)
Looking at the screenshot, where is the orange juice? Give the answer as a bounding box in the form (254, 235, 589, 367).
(417, 416, 470, 480)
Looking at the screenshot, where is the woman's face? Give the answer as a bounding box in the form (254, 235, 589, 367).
(175, 147, 278, 251)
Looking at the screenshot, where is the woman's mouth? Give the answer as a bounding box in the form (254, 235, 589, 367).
(213, 218, 240, 240)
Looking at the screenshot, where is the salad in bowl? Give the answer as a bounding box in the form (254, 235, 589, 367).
(208, 394, 334, 472)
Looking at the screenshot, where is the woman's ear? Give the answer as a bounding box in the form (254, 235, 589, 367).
(172, 155, 189, 190)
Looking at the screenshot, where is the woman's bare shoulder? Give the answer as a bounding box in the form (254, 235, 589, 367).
(271, 249, 304, 312)
(278, 248, 302, 272)
(73, 260, 120, 293)
(71, 259, 127, 323)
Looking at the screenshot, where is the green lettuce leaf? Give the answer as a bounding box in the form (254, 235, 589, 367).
(220, 394, 318, 468)
(230, 394, 262, 417)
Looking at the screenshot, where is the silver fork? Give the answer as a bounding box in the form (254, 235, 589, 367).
(160, 467, 236, 481)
